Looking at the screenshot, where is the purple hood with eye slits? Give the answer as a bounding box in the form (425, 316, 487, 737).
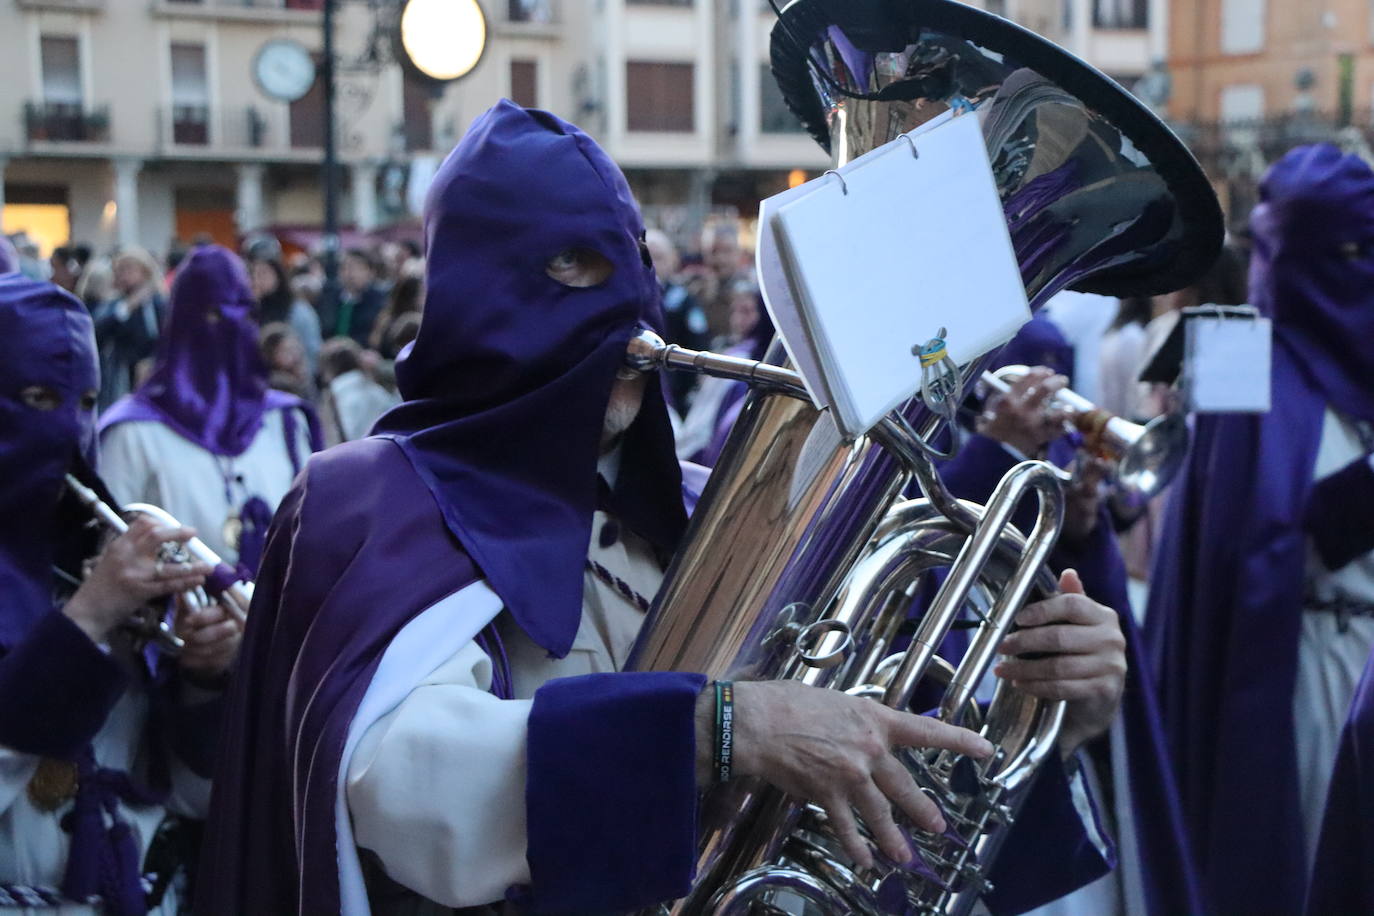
(0, 274, 100, 650)
(371, 100, 686, 658)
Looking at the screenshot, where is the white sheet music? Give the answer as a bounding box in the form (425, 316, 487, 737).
(1185, 312, 1272, 413)
(764, 111, 1029, 438)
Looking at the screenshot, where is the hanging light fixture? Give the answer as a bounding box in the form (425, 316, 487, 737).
(394, 0, 488, 84)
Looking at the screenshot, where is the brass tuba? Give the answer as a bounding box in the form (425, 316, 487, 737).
(624, 1, 1222, 914)
(64, 474, 252, 655)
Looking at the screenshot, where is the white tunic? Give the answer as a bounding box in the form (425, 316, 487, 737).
(99, 409, 313, 566)
(1293, 409, 1374, 869)
(0, 639, 212, 915)
(343, 507, 662, 914)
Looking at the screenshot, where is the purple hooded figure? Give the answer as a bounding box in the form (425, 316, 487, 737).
(0, 274, 226, 916)
(98, 245, 321, 574)
(197, 102, 1129, 916)
(1147, 144, 1374, 916)
(196, 101, 704, 916)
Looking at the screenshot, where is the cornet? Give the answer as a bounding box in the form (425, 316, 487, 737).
(64, 474, 252, 655)
(982, 365, 1189, 522)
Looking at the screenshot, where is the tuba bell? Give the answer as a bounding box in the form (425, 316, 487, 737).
(624, 1, 1222, 915)
(982, 365, 1190, 522)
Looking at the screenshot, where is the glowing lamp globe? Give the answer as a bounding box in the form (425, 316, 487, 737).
(396, 0, 487, 84)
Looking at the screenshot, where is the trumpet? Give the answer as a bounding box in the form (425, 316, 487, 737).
(982, 365, 1190, 522)
(64, 474, 252, 655)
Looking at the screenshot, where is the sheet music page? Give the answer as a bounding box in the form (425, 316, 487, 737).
(772, 113, 1030, 437)
(1184, 313, 1273, 413)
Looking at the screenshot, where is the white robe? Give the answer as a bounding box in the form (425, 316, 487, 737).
(0, 639, 212, 915)
(99, 409, 312, 567)
(343, 505, 662, 913)
(1294, 409, 1374, 869)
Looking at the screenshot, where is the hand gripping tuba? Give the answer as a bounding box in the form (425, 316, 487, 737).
(624, 2, 1222, 915)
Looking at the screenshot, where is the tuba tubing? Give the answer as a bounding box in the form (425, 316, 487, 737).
(624, 331, 1070, 915)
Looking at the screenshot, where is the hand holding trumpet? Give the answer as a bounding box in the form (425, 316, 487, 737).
(62, 516, 212, 644)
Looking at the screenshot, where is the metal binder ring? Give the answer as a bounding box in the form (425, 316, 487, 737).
(900, 134, 919, 159)
(823, 169, 848, 195)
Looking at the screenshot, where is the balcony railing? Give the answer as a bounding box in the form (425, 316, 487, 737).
(156, 105, 304, 152)
(507, 0, 553, 21)
(171, 104, 210, 145)
(165, 0, 320, 7)
(24, 102, 110, 143)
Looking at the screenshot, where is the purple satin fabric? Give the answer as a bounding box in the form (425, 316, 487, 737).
(372, 101, 686, 658)
(1250, 144, 1374, 424)
(196, 438, 485, 915)
(1305, 648, 1374, 916)
(1145, 340, 1326, 915)
(0, 275, 99, 650)
(101, 245, 276, 457)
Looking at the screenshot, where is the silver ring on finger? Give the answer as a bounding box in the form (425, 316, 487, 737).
(154, 559, 165, 578)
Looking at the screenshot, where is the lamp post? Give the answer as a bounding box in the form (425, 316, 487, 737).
(319, 0, 487, 312)
(322, 0, 341, 311)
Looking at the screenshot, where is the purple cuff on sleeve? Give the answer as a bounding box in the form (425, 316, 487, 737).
(1305, 456, 1374, 572)
(0, 611, 128, 757)
(522, 670, 706, 914)
(984, 752, 1113, 916)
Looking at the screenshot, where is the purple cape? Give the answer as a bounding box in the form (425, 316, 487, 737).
(99, 245, 315, 458)
(1145, 144, 1374, 915)
(372, 100, 686, 658)
(1305, 648, 1374, 916)
(195, 438, 485, 914)
(941, 316, 1203, 916)
(1146, 337, 1326, 914)
(199, 103, 705, 915)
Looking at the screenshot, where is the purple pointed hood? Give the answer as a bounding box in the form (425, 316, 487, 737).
(994, 312, 1076, 380)
(1250, 144, 1374, 422)
(102, 245, 273, 455)
(0, 275, 99, 649)
(373, 100, 686, 658)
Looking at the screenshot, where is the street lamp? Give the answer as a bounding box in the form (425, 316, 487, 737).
(395, 0, 488, 85)
(319, 0, 486, 317)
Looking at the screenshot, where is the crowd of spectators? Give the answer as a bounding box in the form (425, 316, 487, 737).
(1, 220, 767, 449)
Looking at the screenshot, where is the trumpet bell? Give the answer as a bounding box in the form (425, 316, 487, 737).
(1110, 411, 1189, 521)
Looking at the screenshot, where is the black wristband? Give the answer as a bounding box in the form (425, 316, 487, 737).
(714, 680, 734, 783)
